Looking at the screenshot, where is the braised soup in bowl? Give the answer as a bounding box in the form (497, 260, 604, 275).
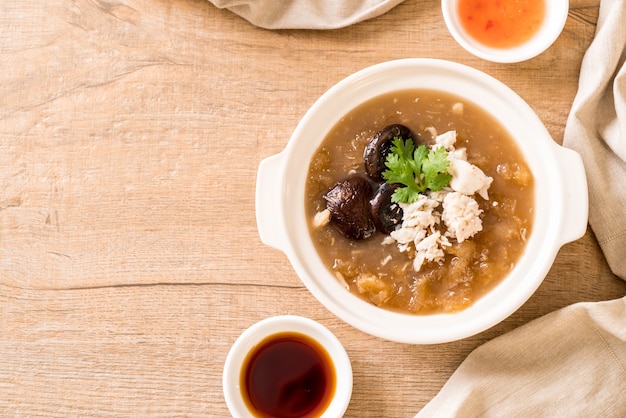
(256, 58, 587, 343)
(305, 89, 534, 314)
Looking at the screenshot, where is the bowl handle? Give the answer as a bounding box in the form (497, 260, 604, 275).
(556, 146, 589, 246)
(255, 152, 288, 252)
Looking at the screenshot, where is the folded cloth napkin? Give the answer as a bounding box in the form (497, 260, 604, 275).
(417, 0, 626, 416)
(416, 298, 626, 417)
(208, 0, 405, 29)
(564, 0, 626, 280)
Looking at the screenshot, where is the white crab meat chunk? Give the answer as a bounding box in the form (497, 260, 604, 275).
(452, 147, 467, 161)
(435, 130, 457, 150)
(390, 196, 440, 252)
(447, 157, 493, 200)
(412, 231, 449, 272)
(313, 209, 331, 228)
(442, 192, 483, 242)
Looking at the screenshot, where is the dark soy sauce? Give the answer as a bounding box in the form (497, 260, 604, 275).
(241, 332, 336, 418)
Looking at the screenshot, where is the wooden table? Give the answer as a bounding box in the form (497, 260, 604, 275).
(1, 0, 624, 416)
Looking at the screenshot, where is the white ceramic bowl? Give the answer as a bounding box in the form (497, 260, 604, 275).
(223, 315, 353, 417)
(255, 58, 587, 344)
(441, 0, 569, 63)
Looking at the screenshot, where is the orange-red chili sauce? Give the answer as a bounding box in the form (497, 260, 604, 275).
(458, 0, 546, 49)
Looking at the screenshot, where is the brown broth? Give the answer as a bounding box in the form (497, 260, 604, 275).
(241, 332, 336, 418)
(305, 89, 534, 314)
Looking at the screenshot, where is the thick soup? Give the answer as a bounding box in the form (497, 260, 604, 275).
(305, 89, 534, 314)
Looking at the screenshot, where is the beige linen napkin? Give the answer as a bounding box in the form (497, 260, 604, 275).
(564, 0, 626, 280)
(417, 0, 626, 416)
(416, 298, 626, 417)
(208, 0, 405, 29)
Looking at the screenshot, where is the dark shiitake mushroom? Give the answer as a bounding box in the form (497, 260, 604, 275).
(370, 183, 403, 234)
(364, 124, 415, 182)
(324, 174, 376, 240)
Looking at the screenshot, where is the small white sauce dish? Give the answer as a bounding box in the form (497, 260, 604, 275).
(255, 58, 588, 344)
(441, 0, 570, 63)
(222, 315, 353, 418)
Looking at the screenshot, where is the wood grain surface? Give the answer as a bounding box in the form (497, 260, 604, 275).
(1, 0, 624, 416)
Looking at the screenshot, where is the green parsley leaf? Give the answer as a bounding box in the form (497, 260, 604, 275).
(423, 145, 453, 192)
(382, 137, 452, 203)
